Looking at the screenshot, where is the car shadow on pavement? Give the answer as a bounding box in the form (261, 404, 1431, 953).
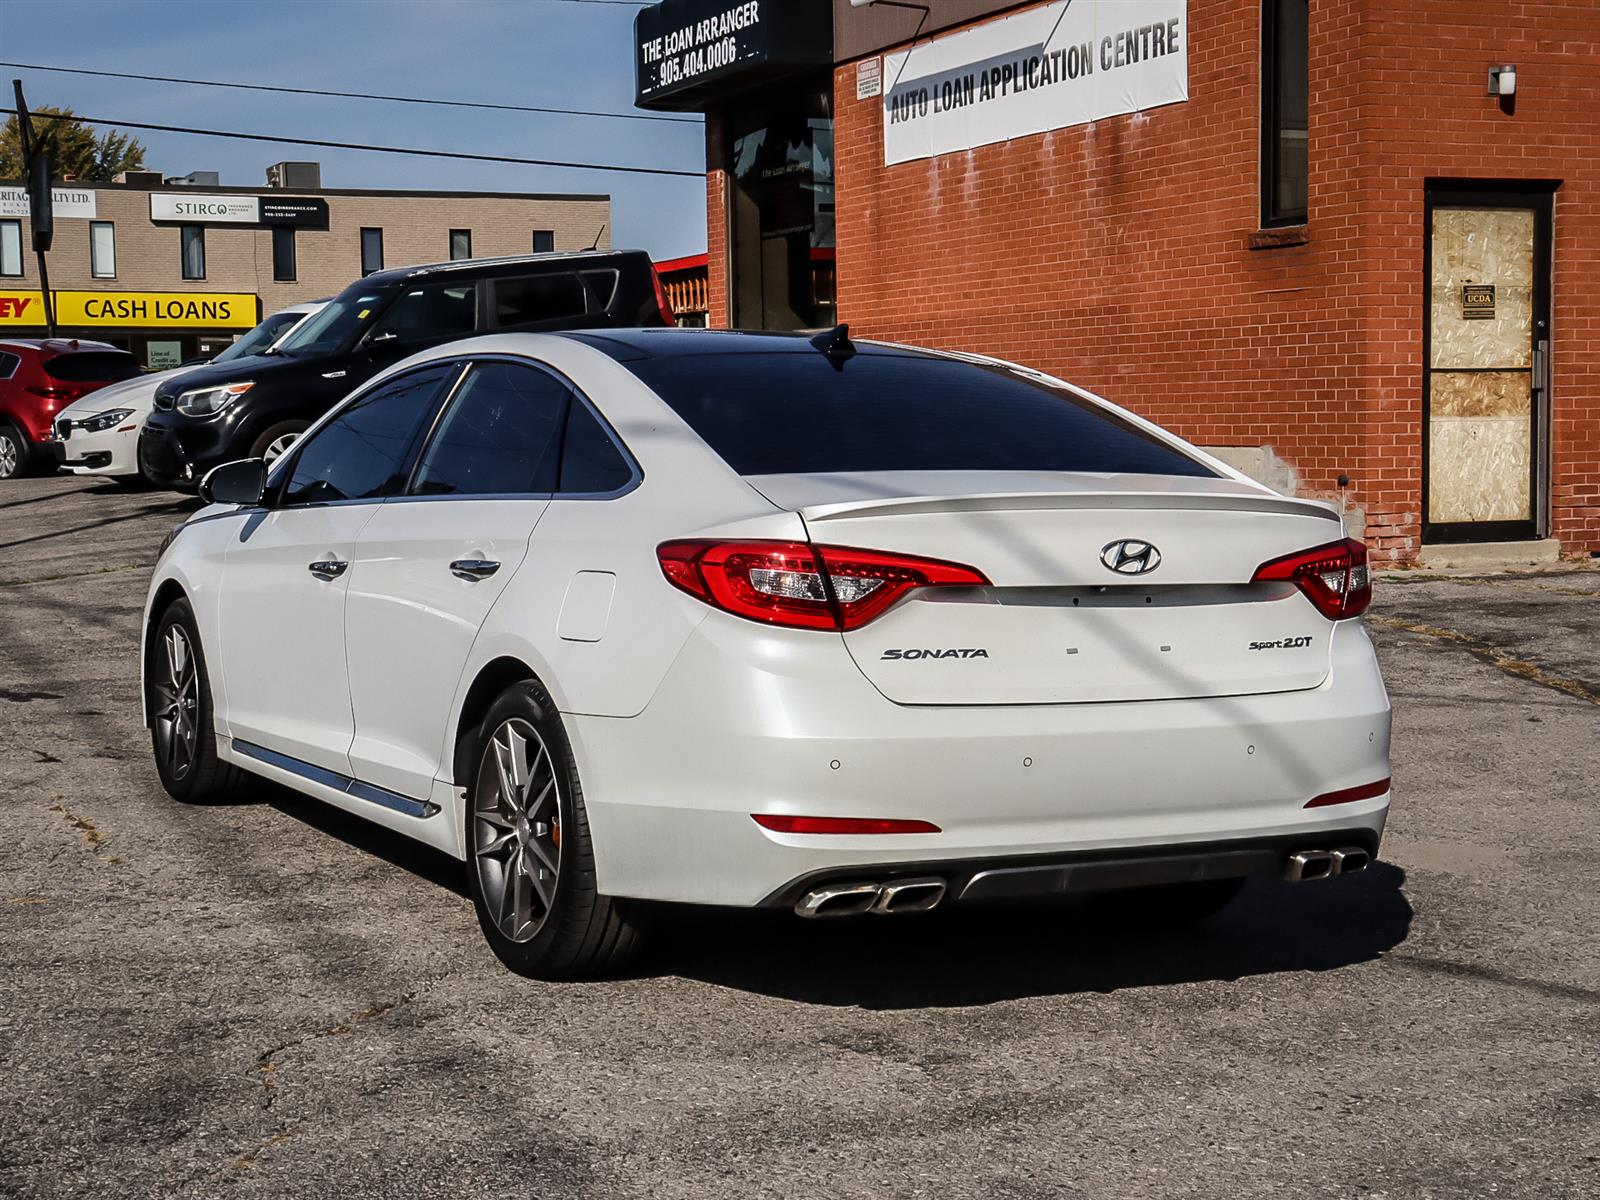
(648, 866, 1412, 1009)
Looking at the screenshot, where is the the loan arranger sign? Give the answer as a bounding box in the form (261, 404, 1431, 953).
(883, 0, 1189, 167)
(148, 192, 330, 229)
(633, 0, 830, 110)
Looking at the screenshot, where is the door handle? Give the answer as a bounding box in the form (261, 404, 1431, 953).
(308, 559, 348, 580)
(450, 559, 501, 581)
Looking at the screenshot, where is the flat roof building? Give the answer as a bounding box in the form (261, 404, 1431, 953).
(634, 0, 1600, 563)
(0, 168, 609, 367)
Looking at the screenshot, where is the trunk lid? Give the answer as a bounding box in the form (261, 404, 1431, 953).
(749, 472, 1346, 706)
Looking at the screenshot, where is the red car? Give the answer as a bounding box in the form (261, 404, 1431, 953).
(0, 339, 144, 480)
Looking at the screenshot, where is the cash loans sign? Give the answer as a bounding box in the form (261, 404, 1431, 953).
(883, 0, 1189, 166)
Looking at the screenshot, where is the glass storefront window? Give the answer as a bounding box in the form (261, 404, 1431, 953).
(729, 99, 835, 330)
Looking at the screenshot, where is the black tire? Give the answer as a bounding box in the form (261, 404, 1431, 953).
(110, 473, 152, 491)
(146, 599, 247, 803)
(247, 420, 309, 467)
(1092, 877, 1247, 927)
(463, 679, 646, 979)
(0, 423, 32, 480)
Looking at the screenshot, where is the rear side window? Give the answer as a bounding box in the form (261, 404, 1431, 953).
(492, 273, 587, 328)
(622, 352, 1215, 478)
(0, 352, 18, 380)
(44, 352, 142, 383)
(411, 361, 566, 496)
(280, 363, 458, 506)
(557, 401, 632, 494)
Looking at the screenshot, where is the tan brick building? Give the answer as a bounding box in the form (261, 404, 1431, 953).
(0, 171, 609, 365)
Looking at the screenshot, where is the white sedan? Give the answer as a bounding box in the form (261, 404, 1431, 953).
(52, 301, 325, 484)
(142, 328, 1392, 979)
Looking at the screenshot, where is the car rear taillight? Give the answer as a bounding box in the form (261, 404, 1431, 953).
(25, 383, 88, 408)
(1306, 777, 1391, 808)
(649, 265, 676, 326)
(1251, 537, 1371, 620)
(657, 540, 989, 631)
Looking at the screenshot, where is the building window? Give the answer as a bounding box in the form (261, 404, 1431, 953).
(449, 229, 472, 260)
(1261, 0, 1309, 227)
(181, 225, 206, 279)
(88, 221, 117, 278)
(272, 226, 297, 282)
(0, 220, 21, 276)
(532, 230, 555, 253)
(361, 227, 384, 275)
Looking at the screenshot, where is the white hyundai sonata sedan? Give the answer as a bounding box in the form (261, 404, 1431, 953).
(143, 327, 1392, 978)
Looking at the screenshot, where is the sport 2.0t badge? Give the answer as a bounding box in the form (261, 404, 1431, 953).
(1099, 539, 1162, 576)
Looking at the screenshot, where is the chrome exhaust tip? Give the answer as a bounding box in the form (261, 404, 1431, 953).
(1331, 846, 1370, 875)
(796, 882, 881, 919)
(1285, 850, 1335, 882)
(871, 877, 946, 915)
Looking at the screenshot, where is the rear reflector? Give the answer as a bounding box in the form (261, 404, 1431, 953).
(659, 540, 988, 631)
(752, 814, 942, 835)
(1252, 537, 1372, 620)
(1305, 777, 1392, 808)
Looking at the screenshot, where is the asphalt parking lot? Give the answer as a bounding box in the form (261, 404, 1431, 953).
(2, 474, 1597, 1200)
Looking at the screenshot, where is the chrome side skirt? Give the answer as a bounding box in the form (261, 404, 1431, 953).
(232, 739, 441, 819)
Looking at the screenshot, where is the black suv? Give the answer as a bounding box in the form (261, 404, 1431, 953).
(140, 249, 673, 487)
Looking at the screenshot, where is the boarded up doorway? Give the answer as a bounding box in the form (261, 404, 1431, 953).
(1423, 187, 1552, 543)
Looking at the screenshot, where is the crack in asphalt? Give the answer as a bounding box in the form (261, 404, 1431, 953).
(1366, 615, 1600, 706)
(47, 802, 122, 865)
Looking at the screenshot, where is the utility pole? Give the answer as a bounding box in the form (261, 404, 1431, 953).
(12, 79, 57, 337)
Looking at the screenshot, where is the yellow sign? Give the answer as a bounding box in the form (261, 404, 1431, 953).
(0, 289, 259, 330)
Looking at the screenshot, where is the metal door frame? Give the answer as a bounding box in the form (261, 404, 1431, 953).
(1421, 181, 1555, 544)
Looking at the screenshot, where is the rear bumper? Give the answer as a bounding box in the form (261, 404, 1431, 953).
(568, 617, 1393, 908)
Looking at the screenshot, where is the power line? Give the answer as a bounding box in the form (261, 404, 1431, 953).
(0, 108, 705, 179)
(0, 61, 700, 126)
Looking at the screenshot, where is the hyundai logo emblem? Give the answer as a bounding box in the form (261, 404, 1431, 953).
(1100, 539, 1162, 575)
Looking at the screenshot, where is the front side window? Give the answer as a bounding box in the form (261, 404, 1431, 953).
(366, 282, 477, 346)
(272, 227, 296, 282)
(491, 273, 586, 328)
(361, 227, 384, 275)
(410, 361, 567, 496)
(90, 222, 116, 278)
(450, 229, 472, 260)
(181, 225, 206, 279)
(1261, 0, 1309, 226)
(0, 220, 20, 276)
(274, 290, 388, 357)
(279, 362, 458, 506)
(620, 349, 1214, 478)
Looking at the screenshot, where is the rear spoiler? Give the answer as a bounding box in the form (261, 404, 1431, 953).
(798, 491, 1343, 525)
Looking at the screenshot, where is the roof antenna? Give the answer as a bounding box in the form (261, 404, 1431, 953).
(810, 322, 855, 370)
(587, 223, 606, 251)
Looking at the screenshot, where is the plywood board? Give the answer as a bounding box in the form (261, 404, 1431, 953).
(1430, 369, 1532, 419)
(1427, 416, 1531, 523)
(1430, 208, 1534, 370)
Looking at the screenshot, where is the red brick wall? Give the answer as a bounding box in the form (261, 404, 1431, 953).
(705, 110, 731, 328)
(826, 0, 1600, 561)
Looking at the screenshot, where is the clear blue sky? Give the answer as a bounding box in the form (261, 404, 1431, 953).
(1, 0, 708, 259)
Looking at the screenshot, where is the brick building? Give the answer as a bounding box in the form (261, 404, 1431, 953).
(1, 164, 609, 367)
(634, 0, 1600, 562)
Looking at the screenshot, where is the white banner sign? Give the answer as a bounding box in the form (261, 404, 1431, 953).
(149, 193, 261, 223)
(0, 186, 98, 219)
(883, 0, 1188, 166)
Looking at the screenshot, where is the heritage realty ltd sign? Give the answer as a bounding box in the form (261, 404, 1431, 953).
(0, 186, 96, 219)
(882, 0, 1189, 166)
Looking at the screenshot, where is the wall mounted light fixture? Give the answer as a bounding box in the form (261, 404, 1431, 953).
(1487, 64, 1517, 96)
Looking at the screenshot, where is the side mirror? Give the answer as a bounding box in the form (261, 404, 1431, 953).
(199, 458, 267, 507)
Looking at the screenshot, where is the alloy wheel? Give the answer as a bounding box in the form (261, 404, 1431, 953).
(473, 718, 562, 943)
(0, 434, 18, 479)
(151, 626, 199, 780)
(262, 433, 298, 465)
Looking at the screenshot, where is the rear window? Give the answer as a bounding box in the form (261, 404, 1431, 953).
(44, 352, 142, 383)
(621, 351, 1215, 478)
